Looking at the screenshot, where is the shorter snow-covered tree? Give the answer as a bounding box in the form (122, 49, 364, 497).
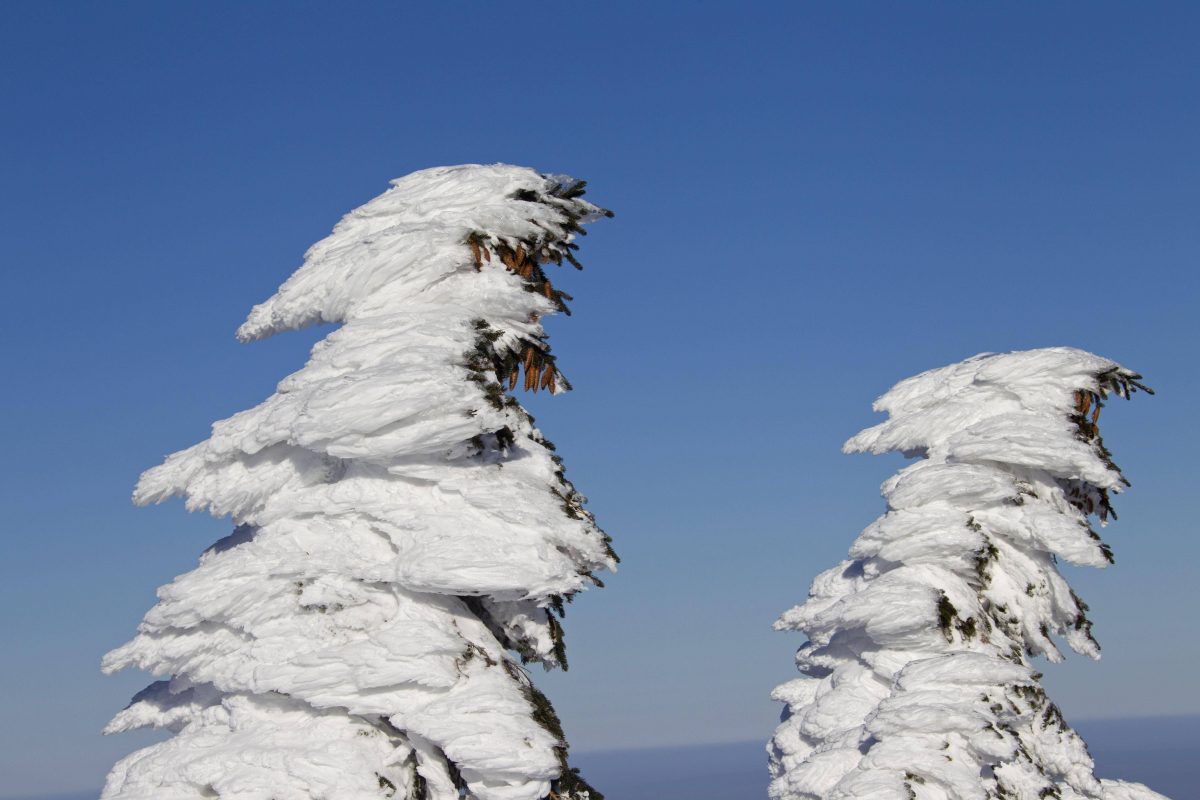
(102, 165, 615, 800)
(769, 348, 1167, 800)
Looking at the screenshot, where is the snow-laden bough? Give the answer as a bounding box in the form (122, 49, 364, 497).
(103, 165, 616, 800)
(769, 348, 1168, 800)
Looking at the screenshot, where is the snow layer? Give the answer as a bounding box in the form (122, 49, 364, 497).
(104, 165, 613, 800)
(769, 348, 1167, 800)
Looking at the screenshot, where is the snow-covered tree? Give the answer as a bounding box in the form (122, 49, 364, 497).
(102, 165, 616, 800)
(768, 348, 1168, 800)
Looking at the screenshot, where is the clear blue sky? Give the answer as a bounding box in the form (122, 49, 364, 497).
(2, 2, 1198, 796)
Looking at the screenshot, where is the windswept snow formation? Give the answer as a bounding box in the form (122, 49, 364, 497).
(103, 165, 616, 800)
(769, 348, 1166, 800)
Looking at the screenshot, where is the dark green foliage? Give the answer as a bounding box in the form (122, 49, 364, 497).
(555, 179, 589, 200)
(523, 681, 566, 744)
(546, 614, 568, 670)
(520, 673, 605, 799)
(944, 365, 1145, 719)
(600, 532, 619, 563)
(556, 765, 605, 800)
(973, 537, 999, 586)
(1041, 702, 1066, 729)
(1067, 588, 1099, 651)
(1096, 368, 1153, 399)
(449, 178, 613, 800)
(410, 768, 427, 800)
(376, 774, 396, 797)
(399, 749, 429, 800)
(1065, 370, 1152, 525)
(937, 593, 958, 639)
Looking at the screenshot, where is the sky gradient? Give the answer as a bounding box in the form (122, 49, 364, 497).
(2, 2, 1198, 796)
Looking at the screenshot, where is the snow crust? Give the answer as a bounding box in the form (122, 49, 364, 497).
(104, 165, 613, 800)
(769, 348, 1167, 800)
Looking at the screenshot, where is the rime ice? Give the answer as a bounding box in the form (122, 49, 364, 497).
(103, 165, 614, 800)
(769, 348, 1167, 800)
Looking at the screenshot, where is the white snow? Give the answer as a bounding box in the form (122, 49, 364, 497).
(103, 165, 613, 800)
(769, 348, 1167, 800)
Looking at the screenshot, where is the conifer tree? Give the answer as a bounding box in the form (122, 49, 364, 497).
(769, 348, 1168, 800)
(102, 165, 615, 800)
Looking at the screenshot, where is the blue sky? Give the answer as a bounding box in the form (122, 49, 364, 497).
(2, 2, 1198, 796)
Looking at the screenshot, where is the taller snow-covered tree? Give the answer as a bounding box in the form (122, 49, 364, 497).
(769, 348, 1167, 800)
(102, 165, 616, 800)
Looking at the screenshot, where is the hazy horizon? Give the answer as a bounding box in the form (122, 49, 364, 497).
(9, 714, 1194, 800)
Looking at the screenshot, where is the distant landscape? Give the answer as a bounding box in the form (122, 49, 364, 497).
(16, 716, 1193, 800)
(572, 715, 1197, 800)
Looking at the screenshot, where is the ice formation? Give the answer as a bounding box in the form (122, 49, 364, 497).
(103, 165, 616, 800)
(769, 348, 1167, 800)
